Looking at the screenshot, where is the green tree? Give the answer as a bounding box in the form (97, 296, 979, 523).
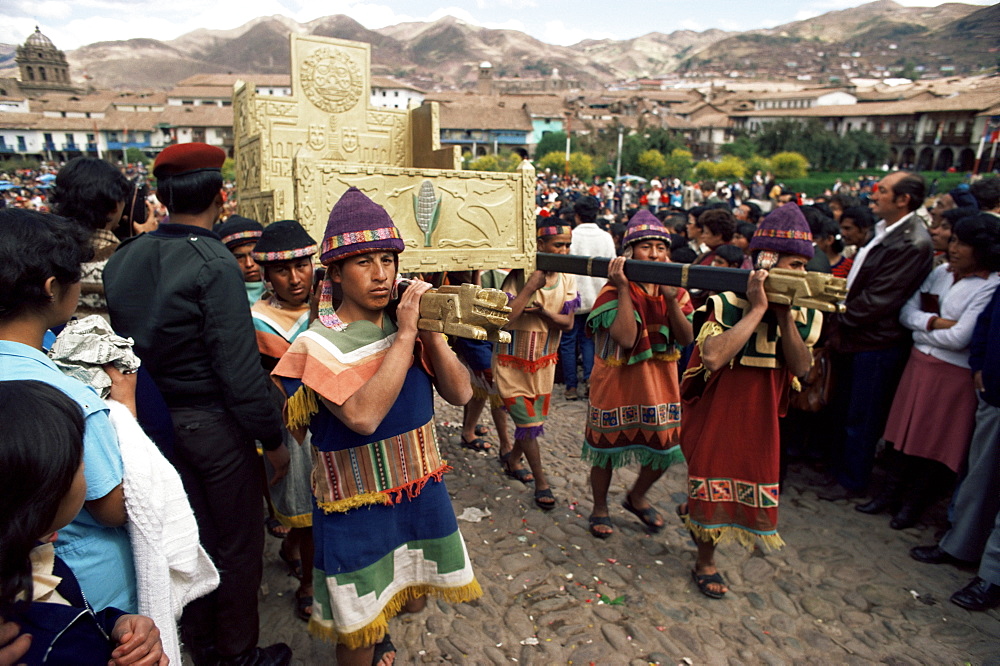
(844, 130, 890, 169)
(222, 157, 236, 182)
(635, 149, 667, 180)
(714, 155, 748, 180)
(124, 147, 150, 165)
(720, 136, 756, 160)
(770, 151, 809, 179)
(468, 152, 522, 172)
(536, 151, 594, 180)
(534, 131, 572, 160)
(693, 160, 720, 181)
(663, 148, 694, 181)
(745, 154, 771, 176)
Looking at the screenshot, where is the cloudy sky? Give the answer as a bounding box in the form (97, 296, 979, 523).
(2, 0, 996, 50)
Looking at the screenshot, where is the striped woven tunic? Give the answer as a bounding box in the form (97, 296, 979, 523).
(272, 315, 480, 648)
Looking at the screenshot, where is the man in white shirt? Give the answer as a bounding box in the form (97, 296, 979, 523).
(560, 195, 617, 400)
(830, 171, 933, 496)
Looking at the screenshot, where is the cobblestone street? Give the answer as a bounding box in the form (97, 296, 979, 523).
(258, 392, 1000, 665)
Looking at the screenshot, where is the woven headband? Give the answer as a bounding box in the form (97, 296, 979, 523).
(320, 226, 402, 256)
(251, 245, 317, 263)
(221, 230, 263, 246)
(754, 228, 812, 241)
(537, 225, 572, 237)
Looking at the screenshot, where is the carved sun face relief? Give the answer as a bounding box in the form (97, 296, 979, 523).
(300, 48, 362, 114)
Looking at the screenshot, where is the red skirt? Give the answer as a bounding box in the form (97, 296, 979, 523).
(883, 348, 977, 472)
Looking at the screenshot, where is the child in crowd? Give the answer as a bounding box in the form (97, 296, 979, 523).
(249, 220, 318, 622)
(711, 244, 746, 269)
(732, 222, 756, 256)
(494, 221, 579, 510)
(0, 380, 166, 665)
(583, 211, 694, 538)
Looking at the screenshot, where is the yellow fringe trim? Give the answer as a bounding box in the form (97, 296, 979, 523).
(316, 491, 392, 514)
(272, 509, 312, 529)
(308, 580, 483, 649)
(653, 349, 681, 362)
(791, 376, 802, 392)
(471, 386, 503, 409)
(285, 385, 319, 430)
(683, 515, 785, 552)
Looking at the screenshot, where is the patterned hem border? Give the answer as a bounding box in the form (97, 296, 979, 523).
(316, 464, 452, 514)
(308, 579, 482, 649)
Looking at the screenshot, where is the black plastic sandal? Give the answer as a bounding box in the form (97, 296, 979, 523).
(621, 496, 664, 533)
(691, 569, 727, 599)
(459, 436, 492, 452)
(534, 488, 556, 511)
(588, 515, 613, 539)
(371, 633, 396, 665)
(500, 451, 533, 484)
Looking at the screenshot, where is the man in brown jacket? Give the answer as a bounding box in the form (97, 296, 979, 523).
(830, 171, 933, 496)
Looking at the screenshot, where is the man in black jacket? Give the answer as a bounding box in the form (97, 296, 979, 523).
(830, 171, 933, 498)
(104, 143, 291, 666)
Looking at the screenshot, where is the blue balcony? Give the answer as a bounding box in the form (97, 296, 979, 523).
(107, 140, 152, 150)
(86, 143, 98, 152)
(44, 142, 56, 151)
(64, 143, 79, 151)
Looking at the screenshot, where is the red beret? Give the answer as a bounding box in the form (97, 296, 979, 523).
(153, 142, 226, 179)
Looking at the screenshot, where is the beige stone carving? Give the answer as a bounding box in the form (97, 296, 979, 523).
(413, 283, 512, 344)
(234, 33, 535, 273)
(764, 269, 848, 313)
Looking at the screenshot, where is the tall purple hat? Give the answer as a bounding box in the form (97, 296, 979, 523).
(749, 203, 814, 259)
(622, 209, 671, 247)
(319, 187, 405, 266)
(317, 187, 405, 329)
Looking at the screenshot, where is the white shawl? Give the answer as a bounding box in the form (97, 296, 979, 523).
(107, 400, 219, 665)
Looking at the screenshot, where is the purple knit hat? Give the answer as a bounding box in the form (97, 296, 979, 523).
(319, 187, 405, 266)
(750, 203, 814, 259)
(623, 209, 671, 247)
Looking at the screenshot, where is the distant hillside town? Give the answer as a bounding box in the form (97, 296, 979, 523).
(1, 25, 998, 174)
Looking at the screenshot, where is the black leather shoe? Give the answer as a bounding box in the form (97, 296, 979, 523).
(890, 501, 924, 529)
(910, 544, 974, 566)
(950, 577, 1000, 611)
(855, 495, 899, 515)
(217, 644, 293, 666)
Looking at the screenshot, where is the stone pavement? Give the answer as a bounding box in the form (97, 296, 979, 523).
(258, 392, 1000, 665)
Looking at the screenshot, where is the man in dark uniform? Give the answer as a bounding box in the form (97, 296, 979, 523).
(103, 143, 291, 666)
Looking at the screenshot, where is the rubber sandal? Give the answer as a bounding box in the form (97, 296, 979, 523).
(691, 569, 727, 599)
(588, 515, 613, 539)
(279, 544, 302, 579)
(500, 452, 534, 484)
(621, 496, 664, 533)
(534, 488, 556, 511)
(474, 424, 490, 437)
(460, 436, 493, 452)
(265, 516, 289, 539)
(371, 633, 396, 666)
(295, 594, 312, 622)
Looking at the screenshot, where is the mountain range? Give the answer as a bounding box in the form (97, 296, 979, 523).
(0, 0, 996, 91)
